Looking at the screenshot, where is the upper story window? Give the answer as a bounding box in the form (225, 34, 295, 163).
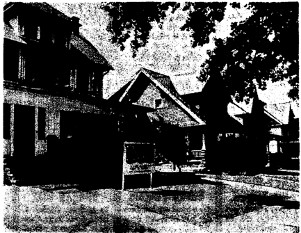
(50, 28, 69, 48)
(4, 45, 26, 82)
(155, 99, 162, 108)
(38, 107, 46, 140)
(88, 71, 100, 93)
(37, 26, 41, 40)
(20, 21, 39, 40)
(3, 103, 11, 140)
(88, 71, 95, 92)
(69, 68, 77, 91)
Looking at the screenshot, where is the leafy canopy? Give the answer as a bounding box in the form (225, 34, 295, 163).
(103, 2, 298, 101)
(198, 2, 298, 101)
(103, 2, 226, 54)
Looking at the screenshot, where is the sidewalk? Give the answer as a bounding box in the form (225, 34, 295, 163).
(198, 172, 299, 199)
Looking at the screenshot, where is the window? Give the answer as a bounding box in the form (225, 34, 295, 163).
(70, 69, 77, 91)
(4, 44, 26, 82)
(155, 99, 162, 108)
(38, 107, 46, 140)
(24, 23, 39, 40)
(4, 45, 19, 81)
(37, 26, 41, 40)
(18, 49, 26, 80)
(88, 71, 95, 92)
(3, 103, 11, 139)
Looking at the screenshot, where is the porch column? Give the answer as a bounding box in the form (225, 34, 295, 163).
(10, 104, 14, 156)
(201, 133, 206, 151)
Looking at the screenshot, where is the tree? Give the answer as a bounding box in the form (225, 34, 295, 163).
(103, 2, 177, 55)
(103, 2, 299, 101)
(192, 2, 299, 101)
(103, 2, 226, 56)
(180, 2, 227, 47)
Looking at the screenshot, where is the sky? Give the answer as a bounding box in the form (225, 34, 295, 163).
(50, 2, 296, 108)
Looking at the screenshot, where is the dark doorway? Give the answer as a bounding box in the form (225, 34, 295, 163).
(14, 104, 35, 157)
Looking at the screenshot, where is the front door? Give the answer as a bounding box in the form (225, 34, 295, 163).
(14, 104, 35, 157)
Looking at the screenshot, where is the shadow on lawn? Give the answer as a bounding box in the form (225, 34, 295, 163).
(201, 193, 299, 224)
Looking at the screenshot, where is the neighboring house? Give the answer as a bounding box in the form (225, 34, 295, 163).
(110, 66, 298, 173)
(3, 3, 124, 186)
(265, 102, 299, 169)
(181, 75, 245, 172)
(109, 68, 206, 171)
(111, 68, 280, 173)
(231, 95, 299, 170)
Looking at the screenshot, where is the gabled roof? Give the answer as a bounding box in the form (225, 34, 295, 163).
(231, 98, 293, 126)
(150, 105, 202, 127)
(265, 102, 297, 125)
(110, 68, 206, 127)
(181, 75, 231, 117)
(108, 80, 133, 103)
(142, 68, 182, 100)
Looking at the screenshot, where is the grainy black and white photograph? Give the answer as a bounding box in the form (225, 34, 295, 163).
(2, 1, 300, 232)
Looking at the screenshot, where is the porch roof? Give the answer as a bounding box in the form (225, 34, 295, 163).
(147, 106, 202, 128)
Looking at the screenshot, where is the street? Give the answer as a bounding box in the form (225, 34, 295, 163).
(3, 174, 299, 232)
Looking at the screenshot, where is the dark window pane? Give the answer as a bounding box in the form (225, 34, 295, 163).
(38, 107, 46, 140)
(4, 43, 19, 81)
(3, 103, 11, 139)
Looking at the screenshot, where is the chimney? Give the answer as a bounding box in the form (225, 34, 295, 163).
(71, 16, 81, 35)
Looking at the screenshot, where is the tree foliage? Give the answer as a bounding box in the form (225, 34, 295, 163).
(196, 2, 299, 101)
(103, 2, 299, 101)
(181, 2, 227, 47)
(103, 2, 177, 55)
(103, 2, 226, 54)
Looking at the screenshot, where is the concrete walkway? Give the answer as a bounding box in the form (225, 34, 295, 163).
(198, 172, 299, 200)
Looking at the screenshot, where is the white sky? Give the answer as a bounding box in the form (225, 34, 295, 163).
(50, 2, 296, 106)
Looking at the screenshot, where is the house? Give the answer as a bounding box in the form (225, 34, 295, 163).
(3, 2, 124, 186)
(262, 102, 299, 169)
(109, 68, 206, 178)
(230, 95, 299, 170)
(181, 75, 245, 172)
(190, 74, 298, 173)
(111, 68, 279, 174)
